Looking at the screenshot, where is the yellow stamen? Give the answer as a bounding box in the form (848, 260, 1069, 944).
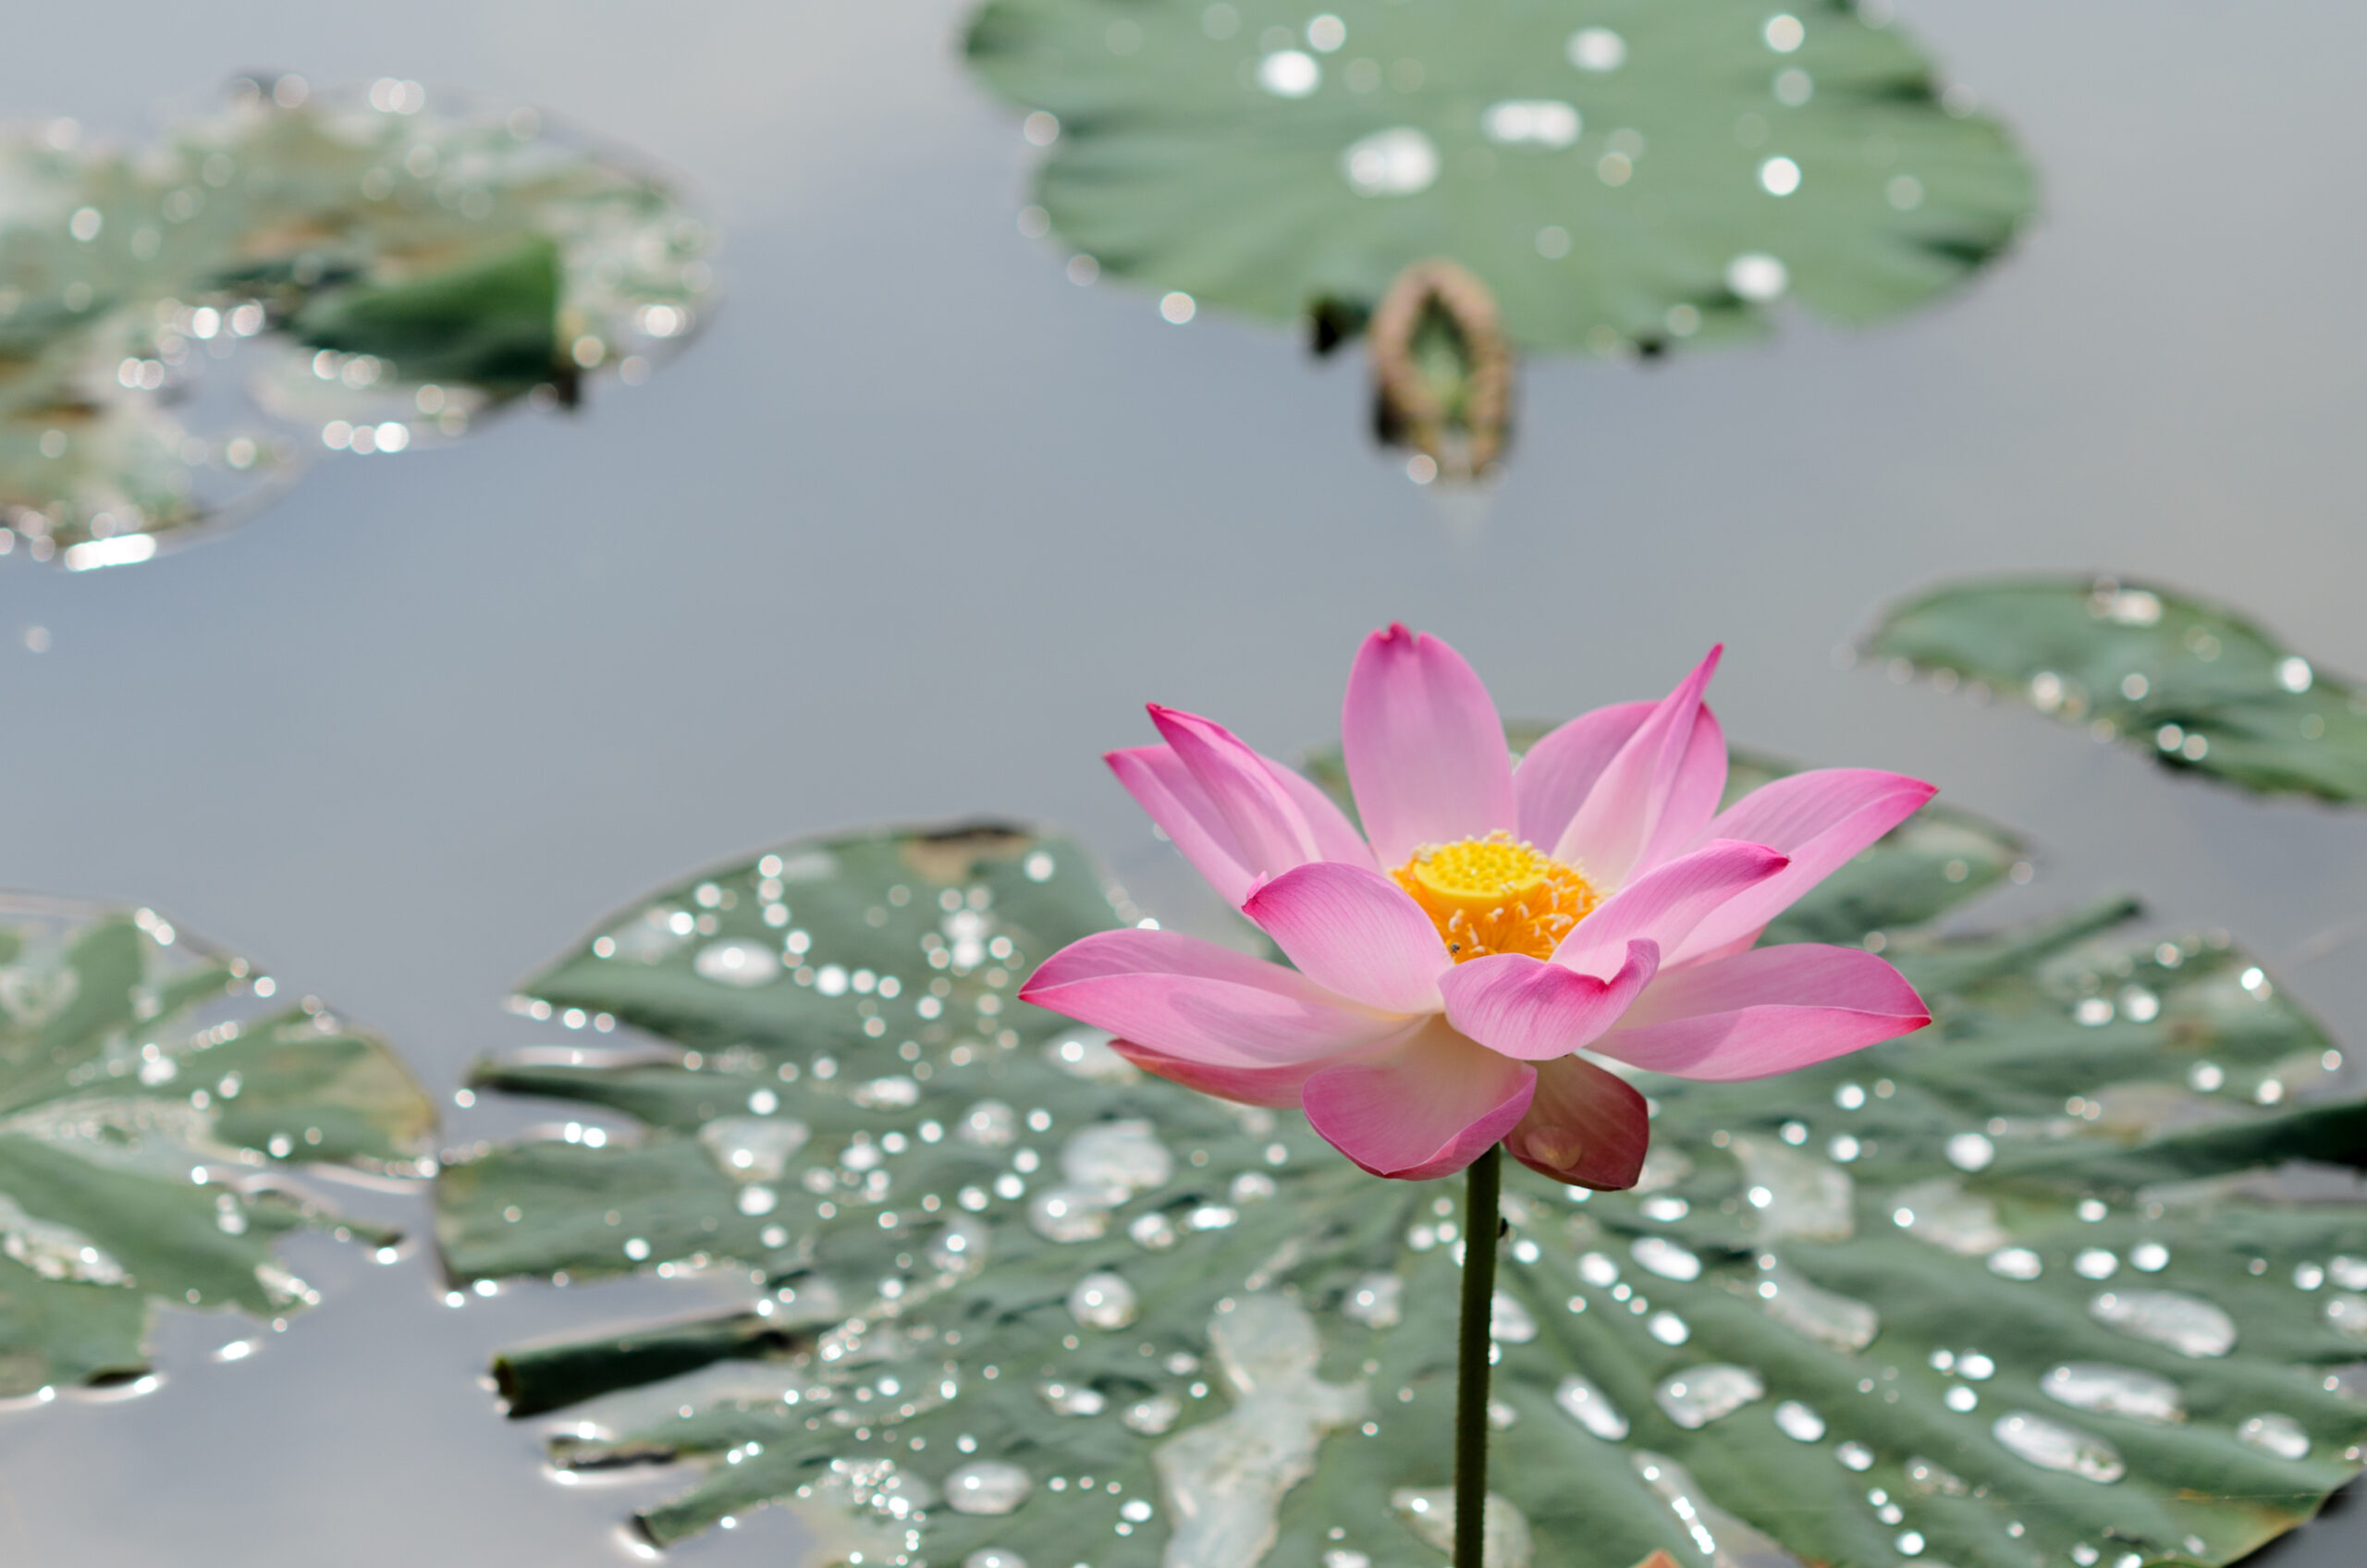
(1393, 831, 1600, 963)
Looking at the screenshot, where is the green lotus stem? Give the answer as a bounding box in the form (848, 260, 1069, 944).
(1453, 1144, 1502, 1568)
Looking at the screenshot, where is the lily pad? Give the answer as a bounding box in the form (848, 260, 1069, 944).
(0, 75, 713, 569)
(0, 894, 436, 1400)
(1862, 575, 2367, 802)
(964, 0, 2034, 353)
(445, 776, 2367, 1566)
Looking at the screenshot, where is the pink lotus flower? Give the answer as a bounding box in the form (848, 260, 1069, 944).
(1020, 627, 1933, 1190)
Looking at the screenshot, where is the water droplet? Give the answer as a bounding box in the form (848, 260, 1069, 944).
(1391, 1489, 1534, 1567)
(697, 1117, 810, 1182)
(1555, 1372, 1629, 1439)
(1029, 1186, 1110, 1243)
(2041, 1364, 2184, 1424)
(1343, 1272, 1403, 1329)
(1836, 1440, 1874, 1471)
(693, 940, 780, 986)
(2091, 1290, 2236, 1357)
(946, 1462, 1033, 1515)
(1061, 1119, 1172, 1195)
(1774, 1400, 1825, 1441)
(1258, 49, 1321, 98)
(2323, 1292, 2367, 1342)
(1993, 1412, 2126, 1482)
(1989, 1246, 2043, 1280)
(1730, 1135, 1854, 1241)
(1724, 252, 1789, 302)
(1129, 1210, 1180, 1250)
(965, 1551, 1027, 1568)
(1069, 1271, 1139, 1330)
(1656, 1365, 1765, 1428)
(2237, 1413, 2311, 1461)
(1341, 128, 1439, 197)
(1566, 27, 1625, 71)
(1481, 100, 1580, 149)
(1944, 1133, 1995, 1172)
(2075, 1249, 2119, 1280)
(1040, 1379, 1107, 1415)
(1893, 1179, 2010, 1255)
(1490, 1292, 1538, 1343)
(1756, 1264, 1879, 1352)
(1155, 1296, 1368, 1565)
(1630, 1235, 1701, 1282)
(2131, 1242, 2170, 1272)
(960, 1100, 1018, 1146)
(1758, 156, 1802, 196)
(1577, 1251, 1621, 1288)
(1648, 1312, 1690, 1345)
(929, 1216, 988, 1276)
(2331, 1256, 2367, 1291)
(1125, 1393, 1182, 1434)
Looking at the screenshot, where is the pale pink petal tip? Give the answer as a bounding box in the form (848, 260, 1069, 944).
(1341, 623, 1515, 867)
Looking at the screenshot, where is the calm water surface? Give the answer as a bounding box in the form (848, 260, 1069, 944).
(4, 1, 2365, 1562)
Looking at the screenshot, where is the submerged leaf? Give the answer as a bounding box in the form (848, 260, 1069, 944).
(1864, 575, 2367, 802)
(447, 783, 2366, 1566)
(0, 896, 435, 1399)
(0, 79, 713, 568)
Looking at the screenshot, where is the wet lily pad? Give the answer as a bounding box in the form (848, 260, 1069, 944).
(0, 75, 713, 569)
(963, 0, 2033, 469)
(1862, 576, 2367, 803)
(0, 895, 436, 1400)
(445, 775, 2367, 1565)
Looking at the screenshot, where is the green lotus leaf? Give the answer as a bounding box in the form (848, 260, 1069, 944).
(0, 77, 713, 568)
(1862, 576, 2367, 803)
(442, 776, 2366, 1565)
(963, 0, 2035, 352)
(0, 896, 436, 1399)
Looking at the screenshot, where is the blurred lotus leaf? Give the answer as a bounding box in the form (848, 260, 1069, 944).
(442, 763, 2366, 1565)
(963, 0, 2035, 475)
(1864, 576, 2367, 803)
(0, 75, 713, 570)
(0, 895, 436, 1401)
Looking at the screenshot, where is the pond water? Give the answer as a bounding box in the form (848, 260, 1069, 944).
(3, 0, 2365, 1562)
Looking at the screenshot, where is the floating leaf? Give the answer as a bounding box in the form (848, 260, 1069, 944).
(447, 775, 2367, 1565)
(0, 895, 435, 1399)
(963, 0, 2034, 469)
(0, 76, 713, 569)
(1863, 575, 2367, 802)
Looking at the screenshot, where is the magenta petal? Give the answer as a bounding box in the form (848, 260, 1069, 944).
(1665, 769, 1939, 964)
(1436, 942, 1658, 1060)
(1594, 944, 1931, 1080)
(1245, 863, 1453, 1013)
(1512, 699, 1653, 851)
(1553, 839, 1788, 980)
(1554, 647, 1724, 889)
(1506, 1055, 1650, 1191)
(1108, 1039, 1335, 1109)
(1301, 1018, 1537, 1180)
(1341, 624, 1517, 867)
(1019, 929, 1406, 1069)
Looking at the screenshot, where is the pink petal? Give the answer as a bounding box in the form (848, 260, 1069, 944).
(1019, 929, 1405, 1069)
(1664, 769, 1938, 964)
(1506, 1055, 1651, 1190)
(1512, 700, 1652, 850)
(1108, 721, 1377, 911)
(1594, 944, 1931, 1080)
(1301, 1017, 1537, 1180)
(1107, 745, 1258, 908)
(1436, 941, 1659, 1060)
(1244, 862, 1453, 1013)
(1554, 647, 1725, 889)
(1342, 624, 1516, 868)
(1552, 839, 1789, 981)
(1108, 1039, 1335, 1109)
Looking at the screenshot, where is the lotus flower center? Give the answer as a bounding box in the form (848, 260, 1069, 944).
(1392, 832, 1600, 963)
